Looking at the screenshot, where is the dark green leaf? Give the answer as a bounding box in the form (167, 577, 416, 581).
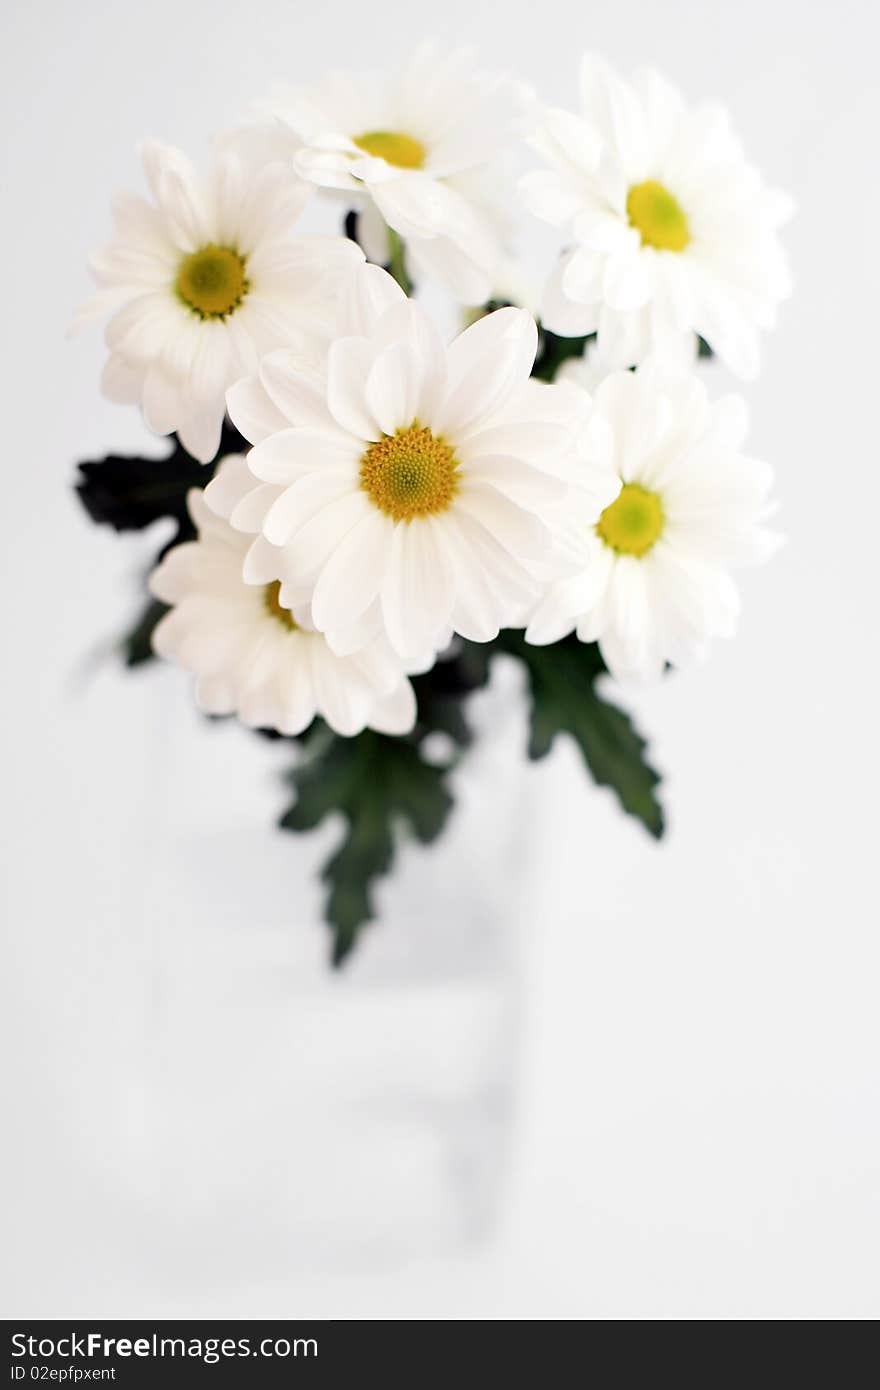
(280, 729, 454, 965)
(497, 631, 664, 838)
(122, 596, 169, 667)
(74, 419, 246, 534)
(409, 639, 493, 751)
(76, 420, 248, 672)
(532, 327, 595, 382)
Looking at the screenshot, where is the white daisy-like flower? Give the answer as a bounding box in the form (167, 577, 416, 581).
(149, 461, 417, 737)
(205, 263, 596, 663)
(78, 141, 365, 463)
(525, 361, 781, 680)
(229, 43, 529, 304)
(521, 54, 793, 378)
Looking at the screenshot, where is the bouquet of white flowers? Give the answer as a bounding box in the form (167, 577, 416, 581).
(74, 45, 790, 963)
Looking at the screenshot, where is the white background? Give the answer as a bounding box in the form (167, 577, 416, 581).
(2, 0, 879, 1319)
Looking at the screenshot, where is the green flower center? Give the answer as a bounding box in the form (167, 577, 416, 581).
(263, 581, 298, 631)
(176, 244, 248, 319)
(597, 483, 665, 557)
(353, 130, 426, 169)
(359, 425, 459, 522)
(626, 180, 690, 252)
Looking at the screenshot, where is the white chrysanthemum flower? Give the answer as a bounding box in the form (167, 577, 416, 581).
(525, 362, 781, 680)
(206, 264, 594, 663)
(521, 55, 793, 378)
(230, 43, 529, 304)
(149, 461, 417, 737)
(556, 330, 697, 397)
(77, 141, 364, 463)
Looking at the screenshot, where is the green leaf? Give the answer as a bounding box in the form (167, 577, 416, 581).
(531, 327, 595, 382)
(76, 445, 203, 536)
(409, 639, 493, 752)
(497, 632, 664, 838)
(74, 419, 246, 535)
(280, 729, 454, 965)
(122, 596, 169, 667)
(75, 421, 250, 674)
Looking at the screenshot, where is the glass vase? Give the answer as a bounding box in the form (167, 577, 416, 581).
(124, 659, 531, 1293)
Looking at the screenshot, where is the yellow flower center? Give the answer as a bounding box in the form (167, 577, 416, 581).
(626, 180, 690, 252)
(353, 130, 426, 169)
(176, 244, 248, 319)
(263, 581, 298, 631)
(597, 484, 665, 557)
(359, 425, 459, 522)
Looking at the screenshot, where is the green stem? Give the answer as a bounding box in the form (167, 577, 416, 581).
(386, 228, 413, 296)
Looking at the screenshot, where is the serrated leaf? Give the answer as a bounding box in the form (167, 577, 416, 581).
(74, 420, 246, 534)
(76, 449, 203, 535)
(76, 421, 249, 673)
(498, 631, 664, 838)
(280, 729, 454, 965)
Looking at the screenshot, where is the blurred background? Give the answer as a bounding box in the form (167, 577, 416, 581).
(2, 0, 878, 1319)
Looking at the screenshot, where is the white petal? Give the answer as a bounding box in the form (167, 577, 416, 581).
(230, 483, 282, 534)
(203, 453, 259, 520)
(154, 164, 211, 253)
(258, 351, 334, 429)
(326, 337, 382, 441)
(101, 354, 143, 404)
(525, 570, 599, 645)
(602, 250, 653, 313)
(368, 679, 417, 736)
(148, 541, 200, 604)
(195, 675, 237, 716)
(460, 416, 572, 469)
(520, 169, 586, 226)
(579, 54, 649, 179)
(177, 405, 223, 465)
(540, 255, 601, 336)
(380, 519, 455, 658)
(225, 375, 289, 446)
(452, 510, 540, 611)
(694, 290, 762, 381)
(365, 340, 423, 435)
(455, 481, 549, 562)
(322, 598, 386, 657)
(275, 653, 319, 738)
(562, 245, 606, 303)
(311, 510, 393, 638)
(465, 454, 564, 509)
(441, 518, 505, 643)
(404, 233, 493, 306)
(439, 308, 538, 437)
(242, 534, 287, 585)
(248, 426, 359, 485)
(142, 365, 182, 435)
(339, 263, 406, 338)
(309, 641, 372, 736)
(602, 557, 654, 679)
(369, 301, 447, 423)
(261, 470, 355, 546)
(105, 292, 180, 361)
(279, 489, 371, 578)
